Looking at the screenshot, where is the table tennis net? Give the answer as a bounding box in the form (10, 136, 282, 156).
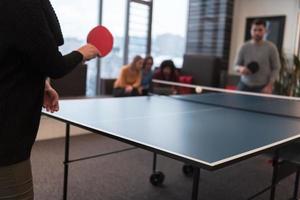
(151, 79, 300, 119)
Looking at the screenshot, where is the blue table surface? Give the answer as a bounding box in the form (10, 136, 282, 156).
(43, 93, 300, 168)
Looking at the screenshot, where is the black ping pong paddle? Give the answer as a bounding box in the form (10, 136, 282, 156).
(247, 61, 260, 74)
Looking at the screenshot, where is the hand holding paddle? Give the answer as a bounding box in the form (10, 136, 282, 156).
(77, 44, 99, 61)
(238, 66, 252, 75)
(76, 25, 113, 62)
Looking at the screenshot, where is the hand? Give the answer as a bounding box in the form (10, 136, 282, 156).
(77, 44, 100, 61)
(138, 87, 143, 95)
(238, 66, 252, 75)
(125, 85, 133, 93)
(44, 82, 59, 113)
(261, 83, 273, 94)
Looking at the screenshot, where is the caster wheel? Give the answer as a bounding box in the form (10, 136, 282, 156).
(182, 165, 194, 177)
(150, 171, 165, 186)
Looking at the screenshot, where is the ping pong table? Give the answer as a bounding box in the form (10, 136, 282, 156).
(42, 93, 300, 200)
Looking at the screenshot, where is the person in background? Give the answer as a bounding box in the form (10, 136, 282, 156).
(0, 0, 99, 199)
(153, 59, 179, 95)
(141, 56, 154, 95)
(113, 55, 144, 97)
(234, 19, 281, 93)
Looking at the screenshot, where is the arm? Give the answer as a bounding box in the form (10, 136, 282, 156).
(116, 67, 127, 88)
(114, 66, 134, 93)
(269, 45, 281, 84)
(133, 72, 142, 88)
(133, 72, 142, 94)
(234, 45, 251, 75)
(142, 71, 154, 89)
(262, 45, 281, 94)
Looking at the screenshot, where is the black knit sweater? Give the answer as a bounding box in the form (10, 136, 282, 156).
(0, 0, 83, 166)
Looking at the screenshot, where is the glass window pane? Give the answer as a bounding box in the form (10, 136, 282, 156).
(152, 0, 188, 68)
(101, 0, 126, 79)
(50, 0, 99, 96)
(127, 2, 149, 62)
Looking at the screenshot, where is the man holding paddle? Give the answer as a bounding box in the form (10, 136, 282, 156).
(0, 0, 110, 199)
(234, 19, 281, 94)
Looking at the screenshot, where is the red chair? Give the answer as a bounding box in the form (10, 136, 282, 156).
(178, 75, 193, 94)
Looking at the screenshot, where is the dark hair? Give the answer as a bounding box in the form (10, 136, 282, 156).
(251, 19, 266, 27)
(159, 60, 176, 80)
(143, 55, 153, 69)
(160, 60, 175, 70)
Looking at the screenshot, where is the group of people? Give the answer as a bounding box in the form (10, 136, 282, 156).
(113, 18, 282, 98)
(113, 56, 180, 97)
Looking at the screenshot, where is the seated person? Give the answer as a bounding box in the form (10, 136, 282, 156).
(153, 59, 179, 95)
(141, 56, 154, 95)
(113, 55, 144, 97)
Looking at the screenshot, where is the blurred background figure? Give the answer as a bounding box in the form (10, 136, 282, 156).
(141, 56, 154, 95)
(113, 55, 144, 97)
(234, 19, 281, 94)
(153, 59, 179, 95)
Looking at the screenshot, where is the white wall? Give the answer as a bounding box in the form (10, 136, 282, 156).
(36, 116, 91, 141)
(228, 0, 299, 74)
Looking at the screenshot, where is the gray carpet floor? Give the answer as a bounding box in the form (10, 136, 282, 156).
(31, 134, 298, 200)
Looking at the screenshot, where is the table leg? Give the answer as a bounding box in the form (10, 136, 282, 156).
(292, 167, 300, 200)
(63, 123, 70, 200)
(270, 151, 279, 200)
(152, 152, 157, 173)
(192, 167, 200, 200)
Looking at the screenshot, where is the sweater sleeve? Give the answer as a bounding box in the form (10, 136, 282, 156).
(234, 45, 245, 71)
(15, 0, 83, 79)
(133, 72, 142, 88)
(119, 67, 128, 88)
(269, 44, 281, 84)
(114, 67, 127, 88)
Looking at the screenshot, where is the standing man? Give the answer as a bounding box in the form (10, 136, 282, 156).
(0, 0, 99, 199)
(235, 19, 281, 93)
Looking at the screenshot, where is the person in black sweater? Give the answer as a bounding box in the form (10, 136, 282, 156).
(0, 0, 99, 199)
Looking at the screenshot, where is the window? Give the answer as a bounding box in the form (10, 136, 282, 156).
(127, 1, 151, 62)
(50, 0, 188, 95)
(100, 0, 151, 79)
(50, 0, 99, 96)
(152, 0, 188, 68)
(100, 0, 126, 79)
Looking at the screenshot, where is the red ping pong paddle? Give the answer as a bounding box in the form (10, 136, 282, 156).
(87, 25, 114, 57)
